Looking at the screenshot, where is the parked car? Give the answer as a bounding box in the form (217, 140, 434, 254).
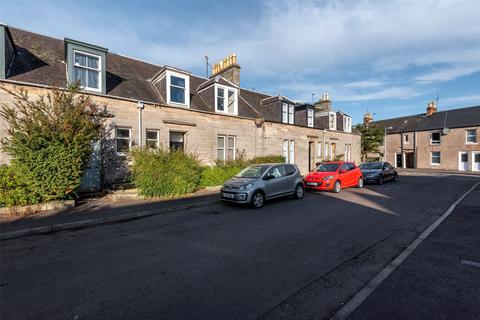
(360, 161, 398, 184)
(220, 163, 305, 208)
(304, 161, 364, 193)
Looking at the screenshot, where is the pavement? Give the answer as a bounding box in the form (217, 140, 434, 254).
(0, 187, 219, 237)
(0, 173, 479, 320)
(348, 183, 480, 320)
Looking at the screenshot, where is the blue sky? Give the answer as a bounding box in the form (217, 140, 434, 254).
(1, 0, 479, 123)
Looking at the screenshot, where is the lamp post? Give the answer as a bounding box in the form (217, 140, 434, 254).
(384, 127, 393, 162)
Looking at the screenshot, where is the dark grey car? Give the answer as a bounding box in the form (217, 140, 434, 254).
(360, 161, 398, 184)
(220, 163, 305, 208)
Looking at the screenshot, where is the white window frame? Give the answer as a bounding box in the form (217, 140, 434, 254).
(166, 70, 190, 107)
(73, 50, 101, 92)
(115, 127, 131, 156)
(214, 84, 238, 115)
(466, 129, 477, 144)
(283, 139, 295, 164)
(307, 109, 314, 127)
(317, 142, 322, 157)
(343, 116, 352, 133)
(345, 144, 351, 161)
(288, 105, 294, 124)
(329, 112, 337, 130)
(145, 129, 160, 149)
(430, 131, 441, 145)
(403, 133, 409, 144)
(217, 135, 236, 162)
(282, 103, 288, 123)
(431, 151, 441, 165)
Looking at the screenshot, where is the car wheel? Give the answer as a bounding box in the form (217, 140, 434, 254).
(393, 173, 398, 182)
(357, 177, 364, 188)
(294, 184, 304, 199)
(378, 175, 384, 185)
(251, 191, 265, 208)
(332, 180, 341, 193)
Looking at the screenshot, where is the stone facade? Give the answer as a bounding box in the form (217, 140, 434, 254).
(378, 126, 479, 172)
(0, 82, 361, 185)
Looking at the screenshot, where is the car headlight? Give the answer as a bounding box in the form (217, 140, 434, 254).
(239, 183, 253, 190)
(322, 175, 335, 181)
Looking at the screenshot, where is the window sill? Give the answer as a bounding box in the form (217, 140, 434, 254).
(215, 110, 238, 116)
(465, 142, 478, 145)
(430, 163, 441, 166)
(168, 101, 190, 108)
(429, 143, 441, 146)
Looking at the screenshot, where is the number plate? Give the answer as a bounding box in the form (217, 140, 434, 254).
(306, 182, 318, 186)
(223, 193, 235, 199)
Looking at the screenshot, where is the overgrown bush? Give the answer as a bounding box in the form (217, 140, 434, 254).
(0, 164, 40, 207)
(0, 85, 105, 206)
(131, 148, 202, 197)
(199, 154, 286, 188)
(199, 164, 244, 188)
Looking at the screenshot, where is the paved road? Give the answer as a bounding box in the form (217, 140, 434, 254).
(1, 174, 478, 320)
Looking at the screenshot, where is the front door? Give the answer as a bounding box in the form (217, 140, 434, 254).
(396, 153, 403, 168)
(459, 152, 469, 171)
(405, 153, 414, 168)
(79, 140, 102, 193)
(472, 152, 480, 172)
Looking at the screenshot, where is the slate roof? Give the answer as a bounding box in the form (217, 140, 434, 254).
(2, 26, 358, 134)
(370, 106, 480, 133)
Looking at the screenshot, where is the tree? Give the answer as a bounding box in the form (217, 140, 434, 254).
(354, 123, 384, 161)
(0, 84, 106, 206)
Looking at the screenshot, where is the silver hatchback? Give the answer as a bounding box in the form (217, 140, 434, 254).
(220, 163, 305, 208)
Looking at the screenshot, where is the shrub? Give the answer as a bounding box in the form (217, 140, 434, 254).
(131, 148, 202, 197)
(0, 164, 40, 207)
(0, 85, 105, 206)
(249, 154, 285, 164)
(199, 154, 286, 188)
(199, 164, 244, 188)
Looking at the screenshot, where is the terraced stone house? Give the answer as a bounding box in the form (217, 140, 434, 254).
(366, 102, 480, 172)
(0, 24, 361, 190)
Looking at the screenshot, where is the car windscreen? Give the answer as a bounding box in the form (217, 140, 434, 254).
(360, 162, 382, 170)
(316, 163, 340, 172)
(235, 165, 269, 178)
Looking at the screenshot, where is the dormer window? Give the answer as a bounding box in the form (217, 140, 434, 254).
(343, 116, 352, 132)
(307, 109, 314, 127)
(65, 38, 107, 94)
(329, 112, 337, 130)
(215, 84, 237, 115)
(282, 103, 294, 124)
(73, 50, 101, 91)
(166, 70, 190, 106)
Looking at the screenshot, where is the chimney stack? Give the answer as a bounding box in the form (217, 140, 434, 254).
(363, 112, 373, 125)
(426, 101, 437, 116)
(314, 93, 332, 112)
(211, 53, 240, 87)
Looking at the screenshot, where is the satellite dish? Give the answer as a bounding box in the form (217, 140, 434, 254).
(442, 127, 450, 135)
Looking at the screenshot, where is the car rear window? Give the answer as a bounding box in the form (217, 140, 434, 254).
(316, 163, 340, 172)
(360, 162, 382, 170)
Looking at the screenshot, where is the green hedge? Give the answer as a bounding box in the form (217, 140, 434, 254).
(131, 148, 202, 197)
(199, 154, 286, 188)
(0, 85, 104, 207)
(131, 150, 285, 196)
(0, 164, 40, 207)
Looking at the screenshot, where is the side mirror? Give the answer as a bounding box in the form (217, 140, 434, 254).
(263, 174, 275, 180)
(340, 169, 347, 174)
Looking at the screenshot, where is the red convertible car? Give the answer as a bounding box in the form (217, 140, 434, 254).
(304, 161, 364, 193)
